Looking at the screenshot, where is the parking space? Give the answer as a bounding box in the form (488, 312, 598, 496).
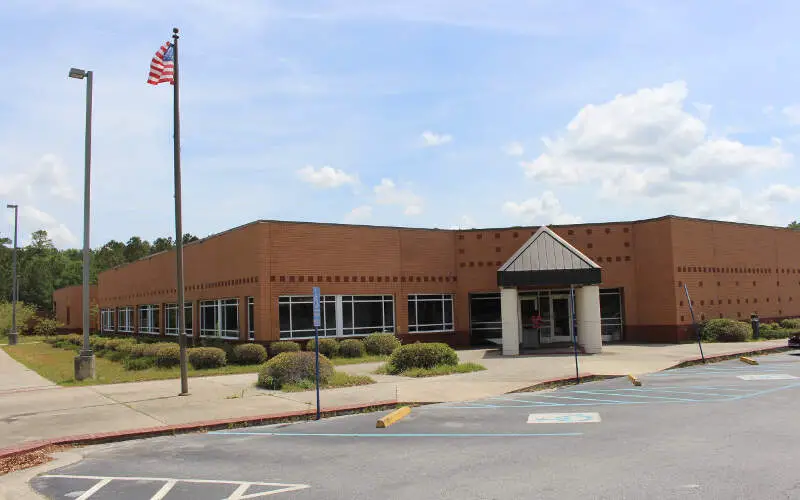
(31, 351, 800, 499)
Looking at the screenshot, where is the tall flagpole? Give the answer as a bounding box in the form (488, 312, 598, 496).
(172, 27, 189, 395)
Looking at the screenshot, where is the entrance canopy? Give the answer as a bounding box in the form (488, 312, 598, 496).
(497, 226, 601, 287)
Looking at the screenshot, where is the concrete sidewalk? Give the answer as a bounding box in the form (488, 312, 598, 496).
(0, 339, 791, 451)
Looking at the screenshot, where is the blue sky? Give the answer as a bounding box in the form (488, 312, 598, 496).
(2, 0, 800, 248)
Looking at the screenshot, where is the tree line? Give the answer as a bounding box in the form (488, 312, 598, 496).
(0, 231, 199, 313)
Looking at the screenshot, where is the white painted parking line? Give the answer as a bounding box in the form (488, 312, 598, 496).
(737, 374, 798, 380)
(40, 475, 310, 499)
(527, 412, 601, 424)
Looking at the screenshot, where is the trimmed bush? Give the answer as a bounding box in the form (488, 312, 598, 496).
(232, 343, 268, 365)
(154, 344, 181, 368)
(106, 350, 128, 362)
(43, 335, 63, 345)
(89, 336, 109, 350)
(760, 322, 778, 331)
(387, 342, 458, 374)
(270, 341, 301, 356)
(701, 318, 753, 342)
(188, 347, 227, 369)
(129, 342, 176, 359)
(779, 318, 800, 329)
(33, 318, 63, 337)
(199, 337, 236, 359)
(338, 339, 366, 358)
(104, 338, 136, 352)
(124, 356, 155, 371)
(306, 338, 339, 358)
(257, 352, 334, 389)
(65, 334, 83, 346)
(363, 333, 401, 355)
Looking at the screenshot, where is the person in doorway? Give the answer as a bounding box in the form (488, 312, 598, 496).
(531, 308, 543, 348)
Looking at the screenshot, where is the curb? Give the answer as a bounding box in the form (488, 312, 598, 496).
(507, 373, 621, 393)
(667, 344, 793, 370)
(0, 400, 399, 462)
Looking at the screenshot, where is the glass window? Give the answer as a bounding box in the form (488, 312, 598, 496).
(138, 304, 160, 334)
(408, 294, 454, 333)
(165, 303, 192, 336)
(101, 308, 115, 332)
(118, 306, 134, 333)
(469, 293, 501, 342)
(278, 295, 337, 339)
(600, 288, 624, 340)
(200, 298, 240, 338)
(342, 295, 395, 336)
(248, 297, 255, 341)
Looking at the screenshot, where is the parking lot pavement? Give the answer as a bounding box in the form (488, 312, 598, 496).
(30, 351, 800, 500)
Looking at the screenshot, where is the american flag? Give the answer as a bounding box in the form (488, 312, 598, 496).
(147, 41, 175, 85)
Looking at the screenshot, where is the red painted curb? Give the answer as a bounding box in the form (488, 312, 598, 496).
(0, 400, 398, 461)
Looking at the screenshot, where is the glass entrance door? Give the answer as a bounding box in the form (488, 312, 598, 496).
(549, 295, 573, 343)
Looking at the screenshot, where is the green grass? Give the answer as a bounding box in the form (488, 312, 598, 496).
(375, 362, 486, 377)
(2, 342, 264, 386)
(280, 371, 376, 392)
(0, 334, 45, 345)
(329, 354, 388, 366)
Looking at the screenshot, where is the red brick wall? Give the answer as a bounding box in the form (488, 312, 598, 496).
(671, 218, 800, 340)
(52, 284, 98, 331)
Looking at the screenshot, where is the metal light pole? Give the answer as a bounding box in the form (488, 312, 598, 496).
(68, 67, 95, 380)
(5, 204, 18, 346)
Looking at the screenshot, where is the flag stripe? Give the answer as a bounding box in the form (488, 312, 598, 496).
(147, 41, 175, 85)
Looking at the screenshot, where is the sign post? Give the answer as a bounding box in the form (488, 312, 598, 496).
(683, 284, 705, 363)
(312, 287, 322, 420)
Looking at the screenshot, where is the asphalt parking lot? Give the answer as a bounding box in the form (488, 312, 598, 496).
(32, 350, 800, 499)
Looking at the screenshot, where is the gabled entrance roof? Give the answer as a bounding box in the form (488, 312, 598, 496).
(497, 226, 602, 287)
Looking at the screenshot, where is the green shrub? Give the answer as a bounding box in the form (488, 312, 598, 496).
(65, 333, 83, 346)
(257, 352, 334, 389)
(89, 336, 109, 350)
(129, 342, 175, 359)
(199, 337, 236, 359)
(232, 343, 268, 365)
(387, 342, 459, 373)
(43, 335, 63, 345)
(104, 338, 136, 352)
(0, 302, 37, 335)
(779, 318, 800, 329)
(701, 318, 753, 342)
(106, 350, 128, 362)
(270, 341, 301, 356)
(338, 339, 366, 358)
(155, 344, 182, 368)
(123, 356, 155, 371)
(188, 347, 227, 369)
(33, 318, 63, 337)
(760, 329, 791, 340)
(759, 322, 777, 331)
(306, 338, 339, 358)
(363, 333, 401, 355)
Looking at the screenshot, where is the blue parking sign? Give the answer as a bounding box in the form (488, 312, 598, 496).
(312, 287, 321, 328)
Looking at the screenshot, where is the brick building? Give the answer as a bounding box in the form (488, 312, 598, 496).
(52, 215, 800, 350)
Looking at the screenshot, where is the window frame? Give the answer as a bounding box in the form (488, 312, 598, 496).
(138, 304, 160, 335)
(101, 308, 115, 332)
(164, 302, 193, 336)
(199, 298, 240, 339)
(408, 294, 455, 333)
(247, 297, 255, 341)
(278, 294, 396, 340)
(118, 306, 134, 333)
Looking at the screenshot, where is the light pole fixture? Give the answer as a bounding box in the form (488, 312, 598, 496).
(68, 66, 95, 380)
(6, 204, 18, 346)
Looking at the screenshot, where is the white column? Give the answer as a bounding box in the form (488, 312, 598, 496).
(576, 285, 602, 354)
(501, 287, 520, 356)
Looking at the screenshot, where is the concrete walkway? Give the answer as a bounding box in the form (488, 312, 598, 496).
(0, 340, 790, 451)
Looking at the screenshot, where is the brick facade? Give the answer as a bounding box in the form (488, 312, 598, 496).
(53, 216, 800, 345)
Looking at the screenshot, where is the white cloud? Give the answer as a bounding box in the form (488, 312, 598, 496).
(421, 131, 452, 147)
(759, 184, 800, 203)
(783, 104, 800, 125)
(296, 165, 358, 188)
(503, 191, 581, 225)
(343, 205, 373, 223)
(17, 205, 78, 247)
(504, 141, 524, 157)
(373, 178, 423, 215)
(518, 81, 793, 223)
